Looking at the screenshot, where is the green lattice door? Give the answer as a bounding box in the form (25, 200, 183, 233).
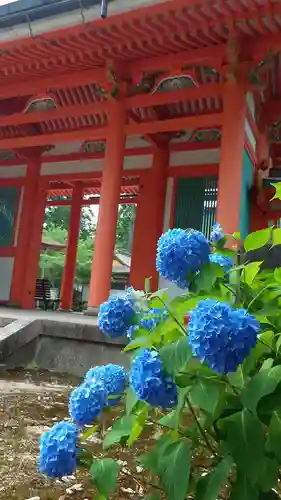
(174, 176, 218, 239)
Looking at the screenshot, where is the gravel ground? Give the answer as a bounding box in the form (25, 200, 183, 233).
(0, 370, 155, 500)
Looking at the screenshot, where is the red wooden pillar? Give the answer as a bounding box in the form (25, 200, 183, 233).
(216, 81, 247, 234)
(60, 183, 83, 310)
(130, 145, 169, 291)
(87, 101, 126, 309)
(21, 179, 47, 309)
(10, 157, 41, 305)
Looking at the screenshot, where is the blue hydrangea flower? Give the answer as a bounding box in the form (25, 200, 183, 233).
(130, 348, 178, 408)
(188, 299, 260, 373)
(39, 421, 78, 478)
(156, 229, 210, 288)
(85, 364, 127, 406)
(209, 253, 232, 272)
(98, 295, 136, 338)
(127, 308, 168, 340)
(210, 223, 224, 244)
(69, 381, 107, 425)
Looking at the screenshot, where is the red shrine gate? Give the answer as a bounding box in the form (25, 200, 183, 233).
(0, 0, 279, 309)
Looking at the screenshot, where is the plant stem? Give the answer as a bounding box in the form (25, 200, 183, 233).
(156, 296, 187, 335)
(185, 396, 217, 456)
(247, 284, 270, 311)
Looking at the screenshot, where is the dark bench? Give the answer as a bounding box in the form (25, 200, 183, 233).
(35, 279, 60, 310)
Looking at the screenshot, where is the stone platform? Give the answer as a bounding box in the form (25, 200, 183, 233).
(0, 307, 127, 377)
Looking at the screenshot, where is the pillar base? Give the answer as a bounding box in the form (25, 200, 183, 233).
(84, 306, 99, 316)
(57, 307, 74, 313)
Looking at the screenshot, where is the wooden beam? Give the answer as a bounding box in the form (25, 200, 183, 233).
(0, 113, 221, 150)
(125, 113, 222, 135)
(127, 45, 226, 74)
(0, 83, 223, 128)
(40, 141, 221, 164)
(0, 102, 110, 128)
(46, 197, 137, 206)
(0, 67, 106, 100)
(0, 126, 107, 150)
(125, 84, 223, 110)
(43, 169, 145, 182)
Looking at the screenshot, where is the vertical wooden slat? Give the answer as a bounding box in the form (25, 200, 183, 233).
(173, 176, 218, 238)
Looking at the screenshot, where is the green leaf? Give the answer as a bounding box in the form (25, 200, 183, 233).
(242, 261, 262, 285)
(93, 494, 107, 500)
(274, 268, 281, 284)
(230, 474, 259, 500)
(103, 415, 135, 449)
(159, 338, 192, 376)
(271, 182, 281, 201)
(158, 440, 192, 500)
(124, 336, 153, 352)
(90, 459, 120, 498)
(233, 232, 241, 240)
(244, 228, 271, 252)
(258, 457, 279, 492)
(195, 262, 225, 292)
(260, 358, 274, 371)
(190, 378, 222, 414)
(241, 366, 281, 413)
(138, 434, 175, 475)
(259, 490, 279, 500)
(125, 387, 139, 414)
(80, 424, 99, 442)
(195, 456, 233, 500)
(145, 493, 162, 500)
(257, 383, 281, 425)
(266, 411, 281, 461)
(219, 409, 265, 482)
(127, 403, 148, 446)
(272, 228, 281, 247)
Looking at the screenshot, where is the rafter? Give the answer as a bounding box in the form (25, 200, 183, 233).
(0, 67, 107, 100)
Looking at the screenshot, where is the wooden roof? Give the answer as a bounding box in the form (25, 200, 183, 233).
(0, 1, 280, 157)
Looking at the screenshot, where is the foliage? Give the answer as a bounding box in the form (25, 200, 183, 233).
(39, 225, 94, 286)
(115, 204, 136, 250)
(39, 184, 281, 499)
(41, 204, 135, 286)
(45, 205, 96, 241)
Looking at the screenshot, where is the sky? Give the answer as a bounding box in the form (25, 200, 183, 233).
(0, 0, 18, 4)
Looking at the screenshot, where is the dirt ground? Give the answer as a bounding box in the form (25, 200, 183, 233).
(0, 370, 156, 500)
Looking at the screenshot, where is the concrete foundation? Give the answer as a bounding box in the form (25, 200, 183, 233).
(0, 308, 128, 377)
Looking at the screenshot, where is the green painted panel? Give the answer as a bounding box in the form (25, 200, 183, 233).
(174, 176, 218, 239)
(0, 186, 19, 247)
(240, 150, 254, 239)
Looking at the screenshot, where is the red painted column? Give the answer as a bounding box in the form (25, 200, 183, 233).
(216, 81, 247, 234)
(60, 183, 83, 310)
(10, 157, 41, 305)
(21, 179, 47, 309)
(130, 145, 169, 291)
(87, 101, 126, 309)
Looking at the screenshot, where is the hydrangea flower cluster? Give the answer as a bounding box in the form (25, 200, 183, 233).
(85, 364, 127, 406)
(209, 252, 232, 272)
(98, 295, 136, 338)
(130, 348, 178, 408)
(39, 421, 78, 478)
(69, 380, 107, 426)
(210, 222, 224, 244)
(156, 228, 210, 288)
(188, 299, 260, 373)
(127, 308, 168, 340)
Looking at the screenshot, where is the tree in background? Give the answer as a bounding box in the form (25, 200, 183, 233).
(115, 204, 136, 251)
(44, 205, 96, 240)
(40, 204, 136, 286)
